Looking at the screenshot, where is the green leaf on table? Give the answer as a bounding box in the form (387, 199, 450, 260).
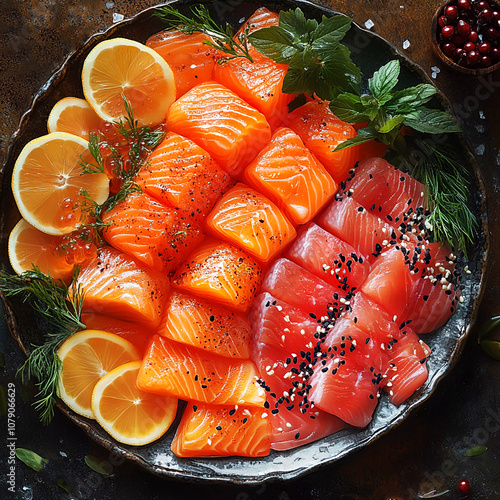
(369, 59, 400, 100)
(465, 445, 488, 457)
(57, 478, 71, 493)
(85, 455, 113, 476)
(15, 448, 48, 472)
(403, 108, 461, 134)
(480, 340, 500, 360)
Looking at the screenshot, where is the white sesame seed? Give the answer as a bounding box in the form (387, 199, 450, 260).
(276, 305, 283, 311)
(207, 438, 212, 445)
(286, 422, 293, 428)
(284, 315, 290, 322)
(262, 413, 268, 419)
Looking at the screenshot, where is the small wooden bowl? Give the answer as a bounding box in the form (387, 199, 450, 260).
(431, 0, 500, 75)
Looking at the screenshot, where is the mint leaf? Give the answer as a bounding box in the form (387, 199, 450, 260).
(403, 108, 461, 134)
(282, 49, 321, 96)
(16, 448, 48, 472)
(85, 455, 113, 476)
(279, 8, 318, 39)
(318, 44, 361, 96)
(329, 93, 370, 123)
(334, 128, 378, 151)
(248, 27, 296, 63)
(388, 84, 437, 114)
(377, 114, 406, 134)
(312, 14, 352, 45)
(369, 60, 400, 99)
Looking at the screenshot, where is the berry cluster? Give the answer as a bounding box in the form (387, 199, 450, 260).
(437, 0, 500, 68)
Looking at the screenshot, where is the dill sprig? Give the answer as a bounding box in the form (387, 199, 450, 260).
(156, 4, 254, 63)
(393, 139, 478, 256)
(78, 131, 105, 174)
(0, 267, 85, 424)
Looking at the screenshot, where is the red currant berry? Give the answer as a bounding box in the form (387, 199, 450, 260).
(458, 0, 471, 11)
(481, 55, 492, 66)
(493, 11, 500, 22)
(467, 50, 481, 65)
(452, 33, 468, 45)
(468, 30, 479, 42)
(492, 47, 500, 60)
(457, 19, 471, 35)
(442, 42, 457, 56)
(445, 5, 459, 19)
(480, 8, 494, 23)
(464, 41, 476, 51)
(454, 47, 466, 60)
(458, 479, 470, 496)
(439, 15, 449, 27)
(477, 1, 489, 11)
(441, 25, 455, 39)
(479, 41, 493, 53)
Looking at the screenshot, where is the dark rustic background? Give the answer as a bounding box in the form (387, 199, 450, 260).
(1, 1, 499, 498)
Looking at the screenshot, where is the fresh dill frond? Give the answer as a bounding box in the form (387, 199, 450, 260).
(78, 132, 105, 174)
(0, 267, 85, 424)
(408, 140, 478, 256)
(156, 4, 254, 63)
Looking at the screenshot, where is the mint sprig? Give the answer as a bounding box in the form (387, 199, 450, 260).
(249, 8, 360, 99)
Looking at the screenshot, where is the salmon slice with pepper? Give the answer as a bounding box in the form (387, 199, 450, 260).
(136, 132, 231, 221)
(73, 247, 169, 329)
(137, 335, 265, 406)
(205, 182, 296, 263)
(171, 402, 271, 457)
(244, 127, 337, 225)
(102, 192, 204, 274)
(167, 81, 272, 176)
(158, 290, 252, 359)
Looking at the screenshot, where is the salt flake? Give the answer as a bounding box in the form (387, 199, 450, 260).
(365, 19, 375, 29)
(403, 40, 410, 50)
(113, 12, 124, 23)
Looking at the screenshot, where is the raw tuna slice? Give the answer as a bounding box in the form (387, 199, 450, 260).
(137, 335, 265, 406)
(261, 258, 339, 320)
(285, 100, 357, 183)
(158, 291, 251, 359)
(309, 355, 380, 428)
(74, 247, 169, 329)
(205, 183, 296, 263)
(171, 402, 271, 457)
(253, 343, 345, 450)
(146, 30, 218, 97)
(384, 331, 431, 406)
(244, 127, 337, 225)
(136, 132, 231, 220)
(316, 195, 395, 262)
(361, 245, 414, 320)
(102, 192, 204, 274)
(173, 238, 263, 312)
(344, 157, 425, 225)
(249, 292, 320, 352)
(167, 81, 272, 176)
(286, 222, 370, 291)
(215, 7, 295, 129)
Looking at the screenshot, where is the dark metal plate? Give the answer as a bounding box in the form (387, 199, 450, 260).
(0, 0, 488, 485)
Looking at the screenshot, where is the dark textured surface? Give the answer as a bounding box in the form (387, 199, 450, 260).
(1, 0, 500, 498)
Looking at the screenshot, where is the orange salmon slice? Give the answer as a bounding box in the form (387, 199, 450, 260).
(167, 81, 272, 176)
(146, 30, 218, 97)
(158, 290, 252, 359)
(244, 127, 337, 225)
(285, 100, 357, 183)
(173, 238, 263, 312)
(215, 8, 295, 129)
(74, 247, 170, 329)
(136, 131, 231, 221)
(205, 182, 296, 263)
(137, 335, 266, 407)
(102, 192, 204, 274)
(171, 402, 271, 457)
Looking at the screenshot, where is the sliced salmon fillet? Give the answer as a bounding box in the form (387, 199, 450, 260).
(205, 182, 296, 263)
(173, 238, 263, 312)
(81, 312, 153, 355)
(171, 402, 271, 457)
(316, 195, 395, 262)
(286, 222, 370, 291)
(285, 100, 357, 183)
(261, 258, 340, 321)
(167, 81, 272, 176)
(244, 127, 337, 225)
(215, 8, 295, 129)
(74, 247, 169, 329)
(158, 290, 251, 359)
(146, 30, 218, 97)
(345, 157, 425, 225)
(102, 192, 204, 274)
(136, 132, 231, 220)
(137, 335, 265, 406)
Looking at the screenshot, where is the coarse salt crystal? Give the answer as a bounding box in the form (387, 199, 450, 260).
(476, 144, 485, 156)
(403, 40, 411, 50)
(431, 66, 441, 73)
(365, 19, 375, 29)
(112, 12, 124, 23)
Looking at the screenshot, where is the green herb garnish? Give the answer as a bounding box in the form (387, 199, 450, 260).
(15, 448, 49, 472)
(156, 4, 254, 63)
(249, 8, 360, 99)
(0, 267, 85, 424)
(465, 445, 488, 457)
